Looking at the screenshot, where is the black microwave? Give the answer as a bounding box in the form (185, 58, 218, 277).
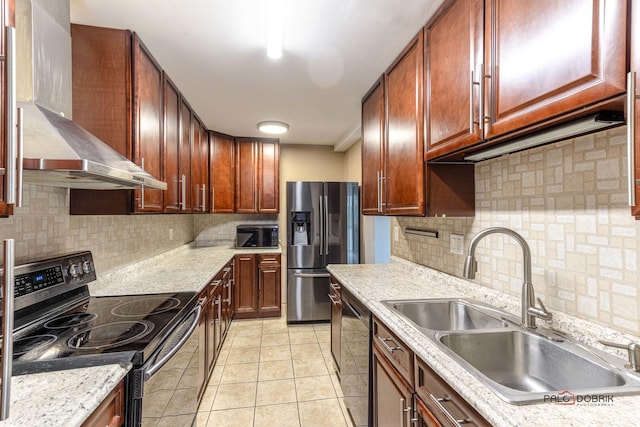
(236, 225, 279, 248)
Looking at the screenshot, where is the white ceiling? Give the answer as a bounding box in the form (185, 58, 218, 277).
(70, 0, 444, 150)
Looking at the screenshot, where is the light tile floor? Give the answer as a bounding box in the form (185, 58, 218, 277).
(196, 316, 355, 427)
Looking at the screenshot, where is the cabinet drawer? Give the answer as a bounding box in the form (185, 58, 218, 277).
(372, 317, 413, 386)
(415, 357, 489, 427)
(258, 253, 281, 265)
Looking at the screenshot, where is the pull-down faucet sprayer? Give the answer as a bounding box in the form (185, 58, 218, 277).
(463, 227, 552, 329)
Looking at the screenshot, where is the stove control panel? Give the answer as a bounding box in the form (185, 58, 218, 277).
(14, 265, 65, 297)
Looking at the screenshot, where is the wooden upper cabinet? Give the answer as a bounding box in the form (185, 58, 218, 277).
(235, 138, 280, 214)
(425, 0, 484, 157)
(190, 115, 208, 213)
(384, 31, 425, 216)
(70, 25, 164, 214)
(179, 98, 193, 212)
(132, 34, 163, 212)
(484, 0, 627, 139)
(631, 1, 640, 218)
(163, 76, 181, 213)
(209, 131, 235, 213)
(361, 78, 385, 215)
(0, 0, 14, 217)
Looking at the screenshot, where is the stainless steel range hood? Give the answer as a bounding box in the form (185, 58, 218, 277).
(14, 0, 166, 190)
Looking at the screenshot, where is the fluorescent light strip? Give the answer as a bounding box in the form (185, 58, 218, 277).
(464, 112, 624, 162)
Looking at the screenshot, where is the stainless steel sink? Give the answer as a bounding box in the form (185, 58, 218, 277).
(383, 298, 507, 333)
(383, 297, 640, 404)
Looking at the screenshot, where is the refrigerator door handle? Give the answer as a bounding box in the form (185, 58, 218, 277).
(324, 195, 329, 255)
(293, 272, 331, 278)
(319, 195, 324, 256)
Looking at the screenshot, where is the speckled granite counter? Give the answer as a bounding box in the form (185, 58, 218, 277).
(0, 364, 130, 427)
(2, 243, 280, 426)
(327, 257, 640, 427)
(90, 243, 281, 296)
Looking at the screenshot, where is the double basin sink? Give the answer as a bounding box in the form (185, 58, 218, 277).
(383, 298, 640, 404)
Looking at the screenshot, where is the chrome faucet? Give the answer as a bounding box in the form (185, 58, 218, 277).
(463, 227, 552, 329)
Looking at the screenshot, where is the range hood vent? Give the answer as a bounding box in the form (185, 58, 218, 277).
(15, 0, 166, 190)
(464, 110, 625, 162)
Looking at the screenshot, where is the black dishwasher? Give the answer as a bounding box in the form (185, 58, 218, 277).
(340, 287, 371, 427)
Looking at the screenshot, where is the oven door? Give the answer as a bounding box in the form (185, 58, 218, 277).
(127, 300, 202, 426)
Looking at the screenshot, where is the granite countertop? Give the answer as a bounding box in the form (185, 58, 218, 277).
(1, 242, 280, 426)
(327, 257, 640, 427)
(0, 364, 130, 427)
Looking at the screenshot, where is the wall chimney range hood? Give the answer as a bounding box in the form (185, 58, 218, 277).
(464, 110, 625, 162)
(14, 0, 166, 190)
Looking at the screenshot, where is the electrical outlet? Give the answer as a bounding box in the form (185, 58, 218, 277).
(450, 233, 464, 255)
(394, 226, 400, 242)
(169, 228, 174, 241)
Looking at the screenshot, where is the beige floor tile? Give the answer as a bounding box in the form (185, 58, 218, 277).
(231, 334, 262, 349)
(256, 378, 297, 406)
(226, 346, 261, 364)
(262, 319, 288, 334)
(259, 359, 294, 381)
(198, 385, 218, 412)
(298, 398, 348, 427)
(254, 402, 300, 427)
(211, 382, 257, 410)
(290, 343, 323, 360)
(330, 374, 343, 398)
(289, 331, 318, 345)
(207, 407, 254, 426)
(261, 332, 290, 347)
(260, 345, 292, 362)
(235, 325, 264, 337)
(207, 365, 224, 386)
(288, 324, 316, 334)
(338, 398, 356, 427)
(195, 411, 210, 426)
(295, 376, 337, 401)
(220, 362, 259, 384)
(292, 358, 329, 378)
(314, 330, 331, 343)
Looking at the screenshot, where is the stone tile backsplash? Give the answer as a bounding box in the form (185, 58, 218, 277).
(392, 126, 640, 335)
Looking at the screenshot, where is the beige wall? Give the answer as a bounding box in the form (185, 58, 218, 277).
(391, 126, 640, 335)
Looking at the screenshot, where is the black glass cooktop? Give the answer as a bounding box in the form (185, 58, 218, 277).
(11, 292, 197, 375)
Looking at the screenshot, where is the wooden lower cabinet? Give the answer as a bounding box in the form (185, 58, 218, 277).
(372, 316, 490, 427)
(82, 380, 124, 427)
(234, 253, 281, 319)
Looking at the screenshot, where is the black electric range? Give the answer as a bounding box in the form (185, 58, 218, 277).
(3, 251, 198, 375)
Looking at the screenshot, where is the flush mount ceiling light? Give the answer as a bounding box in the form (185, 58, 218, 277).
(266, 0, 286, 59)
(257, 120, 289, 134)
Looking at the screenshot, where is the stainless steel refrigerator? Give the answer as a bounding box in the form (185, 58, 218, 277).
(287, 181, 359, 322)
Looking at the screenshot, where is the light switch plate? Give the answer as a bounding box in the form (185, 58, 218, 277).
(450, 233, 464, 255)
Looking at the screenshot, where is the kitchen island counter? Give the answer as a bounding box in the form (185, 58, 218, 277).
(328, 256, 640, 427)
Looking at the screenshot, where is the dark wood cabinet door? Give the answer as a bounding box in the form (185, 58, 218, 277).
(631, 2, 640, 218)
(373, 346, 414, 427)
(257, 254, 281, 318)
(179, 98, 192, 211)
(484, 0, 627, 139)
(257, 139, 279, 213)
(190, 115, 206, 212)
(163, 76, 181, 212)
(361, 78, 385, 215)
(132, 34, 163, 212)
(0, 0, 13, 217)
(384, 32, 425, 216)
(235, 139, 258, 213)
(234, 254, 257, 318)
(425, 0, 484, 158)
(209, 132, 235, 213)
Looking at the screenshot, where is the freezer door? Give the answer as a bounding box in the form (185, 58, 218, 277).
(325, 182, 360, 265)
(287, 182, 324, 269)
(286, 269, 331, 322)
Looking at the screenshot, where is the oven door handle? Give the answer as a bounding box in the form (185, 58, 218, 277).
(143, 303, 202, 381)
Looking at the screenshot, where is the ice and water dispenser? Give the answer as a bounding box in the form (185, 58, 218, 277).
(291, 211, 310, 245)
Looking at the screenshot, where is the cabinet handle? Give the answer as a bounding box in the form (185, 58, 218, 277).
(329, 282, 341, 293)
(211, 187, 215, 212)
(5, 26, 17, 206)
(479, 64, 486, 131)
(319, 195, 324, 255)
(201, 184, 206, 212)
(376, 170, 382, 212)
(138, 158, 146, 210)
(1, 239, 15, 420)
(428, 394, 470, 426)
(180, 174, 187, 211)
(470, 70, 476, 131)
(378, 336, 403, 354)
(628, 71, 636, 206)
(15, 108, 23, 208)
(400, 398, 406, 427)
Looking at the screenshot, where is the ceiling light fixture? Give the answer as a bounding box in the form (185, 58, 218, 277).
(258, 120, 289, 134)
(266, 0, 286, 59)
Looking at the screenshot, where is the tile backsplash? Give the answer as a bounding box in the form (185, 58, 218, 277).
(392, 126, 640, 335)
